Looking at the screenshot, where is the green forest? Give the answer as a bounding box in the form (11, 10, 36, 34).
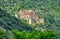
(0, 0, 60, 39)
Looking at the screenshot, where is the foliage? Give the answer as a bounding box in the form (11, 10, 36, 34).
(0, 29, 56, 39)
(0, 0, 60, 39)
(12, 30, 56, 39)
(44, 12, 60, 39)
(0, 8, 34, 31)
(0, 30, 8, 39)
(0, 0, 60, 19)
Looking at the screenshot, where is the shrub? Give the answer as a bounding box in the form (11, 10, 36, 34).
(12, 30, 56, 39)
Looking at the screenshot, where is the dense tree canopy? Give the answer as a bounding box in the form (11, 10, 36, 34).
(0, 8, 34, 31)
(0, 0, 60, 19)
(0, 0, 60, 39)
(12, 30, 56, 39)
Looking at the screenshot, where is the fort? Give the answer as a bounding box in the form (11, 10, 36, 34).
(15, 10, 44, 24)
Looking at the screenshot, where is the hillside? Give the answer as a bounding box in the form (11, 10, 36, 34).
(0, 8, 34, 31)
(0, 0, 60, 19)
(0, 0, 60, 39)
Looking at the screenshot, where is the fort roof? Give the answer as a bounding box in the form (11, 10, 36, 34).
(18, 10, 38, 15)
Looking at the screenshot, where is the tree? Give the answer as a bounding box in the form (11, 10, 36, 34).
(0, 30, 8, 39)
(12, 30, 56, 39)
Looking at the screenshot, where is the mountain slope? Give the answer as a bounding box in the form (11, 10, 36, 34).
(0, 0, 60, 19)
(0, 8, 33, 31)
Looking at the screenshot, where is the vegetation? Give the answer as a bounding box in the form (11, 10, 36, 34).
(0, 30, 8, 39)
(0, 0, 60, 19)
(12, 30, 56, 39)
(0, 29, 56, 39)
(0, 0, 60, 39)
(0, 8, 34, 31)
